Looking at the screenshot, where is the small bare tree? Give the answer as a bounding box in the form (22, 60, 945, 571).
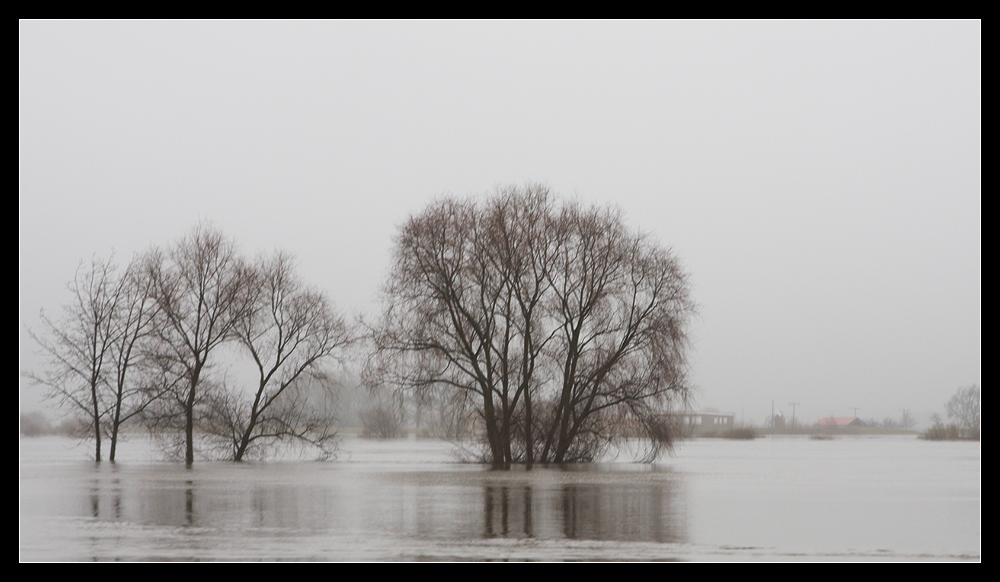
(359, 386, 407, 439)
(26, 254, 159, 461)
(946, 385, 980, 438)
(219, 252, 353, 461)
(27, 257, 121, 461)
(104, 257, 162, 460)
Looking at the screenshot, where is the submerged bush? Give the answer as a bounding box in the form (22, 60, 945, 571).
(360, 405, 405, 439)
(921, 413, 980, 441)
(921, 423, 979, 441)
(722, 427, 758, 440)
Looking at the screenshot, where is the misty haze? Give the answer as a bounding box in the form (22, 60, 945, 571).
(20, 20, 979, 561)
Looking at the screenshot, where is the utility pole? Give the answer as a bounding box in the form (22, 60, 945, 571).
(850, 407, 862, 418)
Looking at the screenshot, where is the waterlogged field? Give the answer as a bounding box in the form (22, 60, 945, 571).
(19, 434, 980, 561)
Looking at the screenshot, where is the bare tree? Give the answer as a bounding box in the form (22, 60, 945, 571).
(946, 384, 980, 438)
(371, 187, 559, 465)
(539, 202, 693, 463)
(480, 187, 558, 465)
(104, 257, 162, 460)
(216, 252, 353, 461)
(371, 185, 694, 467)
(205, 371, 342, 460)
(26, 254, 159, 461)
(27, 257, 121, 461)
(359, 385, 407, 439)
(29, 223, 355, 463)
(146, 223, 253, 465)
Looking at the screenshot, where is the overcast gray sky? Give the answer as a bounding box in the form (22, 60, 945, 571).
(19, 20, 980, 426)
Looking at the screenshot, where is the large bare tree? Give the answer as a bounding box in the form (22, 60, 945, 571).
(146, 223, 254, 465)
(371, 185, 694, 467)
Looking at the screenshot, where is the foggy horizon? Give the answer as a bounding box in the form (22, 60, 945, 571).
(20, 20, 981, 427)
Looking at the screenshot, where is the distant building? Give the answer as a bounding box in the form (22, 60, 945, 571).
(678, 412, 735, 429)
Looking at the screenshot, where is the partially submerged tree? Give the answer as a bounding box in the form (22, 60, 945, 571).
(29, 223, 353, 463)
(214, 252, 352, 460)
(104, 258, 161, 460)
(946, 384, 980, 438)
(26, 255, 158, 461)
(371, 185, 694, 466)
(146, 224, 254, 465)
(540, 201, 692, 463)
(922, 385, 981, 441)
(205, 371, 342, 460)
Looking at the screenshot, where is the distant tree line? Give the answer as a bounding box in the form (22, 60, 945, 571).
(19, 411, 87, 437)
(26, 223, 354, 463)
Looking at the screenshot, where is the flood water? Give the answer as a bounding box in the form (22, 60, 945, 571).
(19, 434, 980, 561)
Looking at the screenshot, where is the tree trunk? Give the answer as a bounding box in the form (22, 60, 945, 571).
(185, 363, 203, 466)
(92, 380, 102, 462)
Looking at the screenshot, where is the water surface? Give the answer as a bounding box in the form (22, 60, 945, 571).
(19, 435, 980, 561)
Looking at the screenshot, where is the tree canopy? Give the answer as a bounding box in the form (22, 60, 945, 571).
(370, 185, 695, 466)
